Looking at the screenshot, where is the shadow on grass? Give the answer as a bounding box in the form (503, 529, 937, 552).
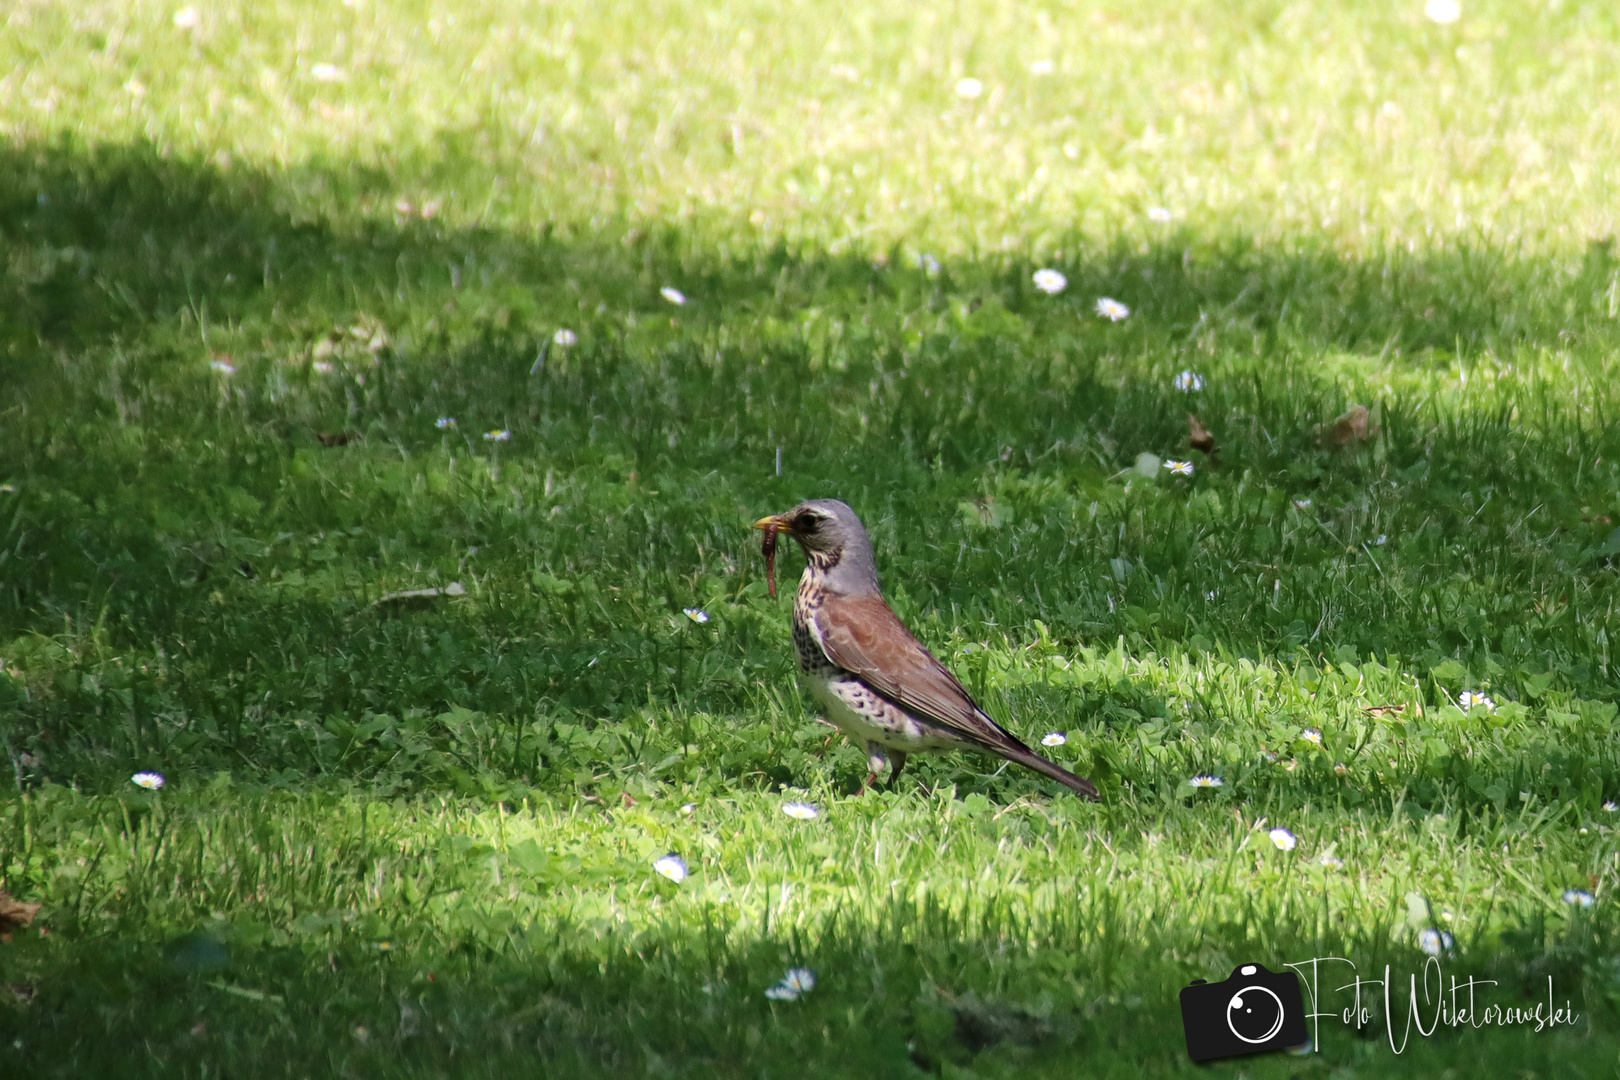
(6, 136, 1620, 796)
(0, 882, 1612, 1078)
(6, 137, 1620, 1079)
(6, 137, 1619, 367)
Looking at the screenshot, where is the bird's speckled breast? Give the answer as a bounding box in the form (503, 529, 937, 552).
(790, 571, 838, 678)
(790, 571, 954, 753)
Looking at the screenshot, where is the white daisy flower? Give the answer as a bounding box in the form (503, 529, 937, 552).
(1147, 206, 1173, 223)
(1375, 534, 1389, 545)
(1424, 0, 1461, 25)
(1457, 691, 1495, 711)
(660, 286, 687, 305)
(1164, 460, 1194, 477)
(782, 968, 816, 992)
(553, 328, 578, 347)
(1188, 775, 1224, 789)
(1418, 928, 1454, 956)
(1333, 762, 1349, 775)
(1095, 297, 1130, 322)
(1041, 732, 1067, 747)
(210, 359, 236, 375)
(394, 198, 414, 216)
(310, 63, 347, 83)
(954, 77, 983, 99)
(1032, 269, 1067, 295)
(1172, 370, 1204, 392)
(312, 360, 335, 374)
(1269, 827, 1297, 851)
(173, 7, 201, 29)
(765, 968, 815, 999)
(653, 854, 688, 883)
(132, 771, 166, 790)
(782, 801, 820, 820)
(1029, 60, 1055, 76)
(1300, 728, 1323, 745)
(917, 253, 941, 276)
(1604, 801, 1618, 812)
(435, 417, 456, 430)
(483, 429, 512, 442)
(1563, 889, 1596, 908)
(1318, 853, 1345, 870)
(683, 608, 710, 624)
(1292, 499, 1313, 510)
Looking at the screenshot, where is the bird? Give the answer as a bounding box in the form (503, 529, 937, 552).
(753, 499, 1101, 800)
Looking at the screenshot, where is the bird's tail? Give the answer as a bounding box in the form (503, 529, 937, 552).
(1002, 745, 1102, 801)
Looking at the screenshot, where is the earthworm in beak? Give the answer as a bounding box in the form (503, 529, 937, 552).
(761, 521, 779, 598)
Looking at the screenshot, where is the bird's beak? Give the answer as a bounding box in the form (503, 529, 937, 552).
(753, 514, 793, 533)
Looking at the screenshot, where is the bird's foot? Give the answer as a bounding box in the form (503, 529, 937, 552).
(885, 750, 908, 791)
(859, 771, 879, 796)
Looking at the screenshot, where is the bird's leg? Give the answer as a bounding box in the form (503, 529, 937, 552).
(886, 749, 908, 790)
(861, 741, 889, 796)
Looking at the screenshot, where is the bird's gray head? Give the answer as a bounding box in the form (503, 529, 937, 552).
(754, 498, 881, 595)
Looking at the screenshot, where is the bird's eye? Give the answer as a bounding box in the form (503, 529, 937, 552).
(796, 512, 821, 533)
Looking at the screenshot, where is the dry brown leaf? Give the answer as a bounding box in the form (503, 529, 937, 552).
(1364, 703, 1407, 719)
(1187, 413, 1216, 455)
(1324, 404, 1370, 448)
(0, 891, 42, 943)
(316, 432, 358, 447)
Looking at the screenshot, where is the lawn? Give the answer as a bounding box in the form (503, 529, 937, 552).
(4, 0, 1620, 1075)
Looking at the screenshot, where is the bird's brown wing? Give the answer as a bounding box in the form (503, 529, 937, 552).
(811, 593, 1102, 800)
(810, 594, 1030, 755)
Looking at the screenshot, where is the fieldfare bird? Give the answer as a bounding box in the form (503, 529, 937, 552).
(753, 499, 1101, 800)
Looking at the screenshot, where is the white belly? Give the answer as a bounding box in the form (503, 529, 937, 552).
(803, 672, 958, 752)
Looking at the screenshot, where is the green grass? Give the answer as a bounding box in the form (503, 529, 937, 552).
(5, 1, 1620, 1075)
